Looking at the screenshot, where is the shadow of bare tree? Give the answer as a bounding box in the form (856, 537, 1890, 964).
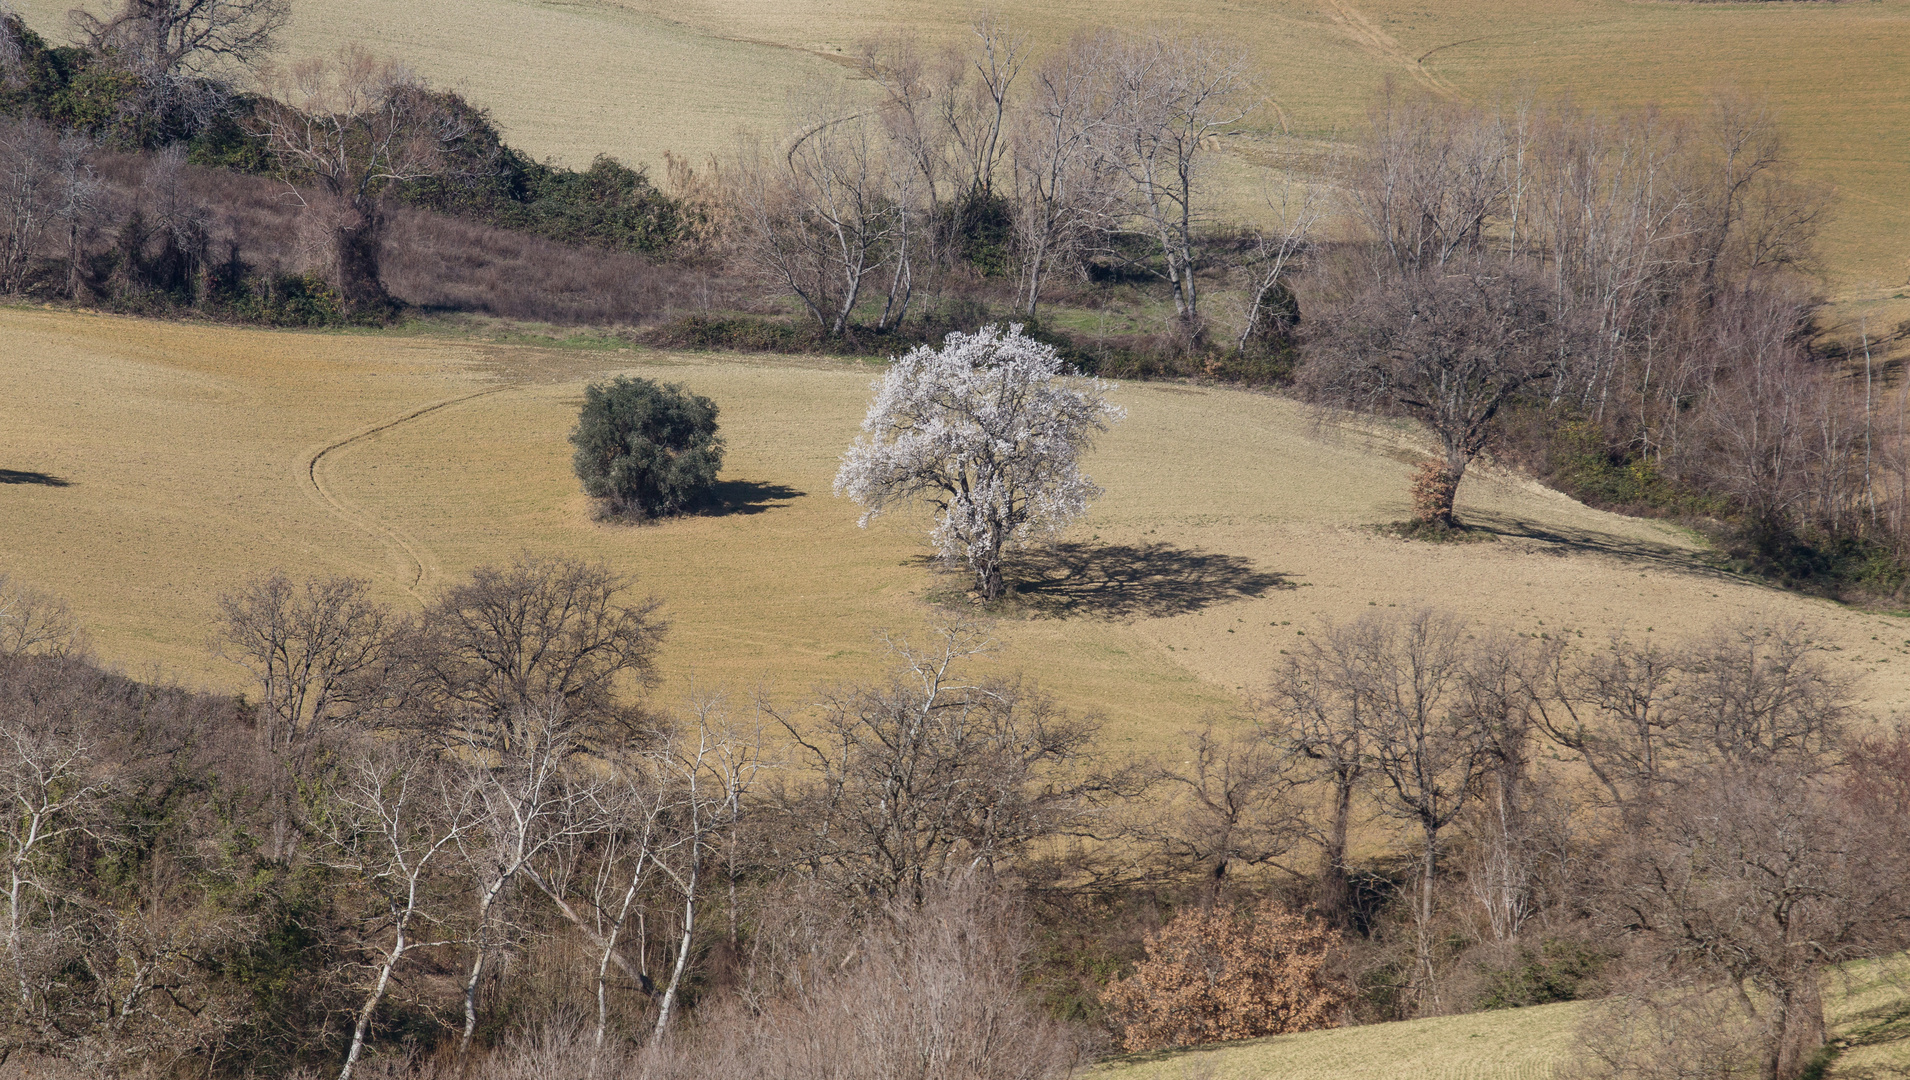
(1002, 541, 1297, 619)
(697, 479, 804, 517)
(1458, 511, 1721, 575)
(0, 469, 71, 487)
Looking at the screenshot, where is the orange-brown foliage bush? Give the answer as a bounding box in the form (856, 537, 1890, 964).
(1101, 899, 1348, 1052)
(1409, 460, 1459, 527)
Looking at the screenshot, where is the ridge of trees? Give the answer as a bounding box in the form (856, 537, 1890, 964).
(0, 556, 1906, 1080)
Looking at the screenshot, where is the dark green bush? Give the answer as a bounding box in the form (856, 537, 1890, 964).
(570, 376, 723, 520)
(1476, 938, 1611, 1010)
(392, 97, 690, 255)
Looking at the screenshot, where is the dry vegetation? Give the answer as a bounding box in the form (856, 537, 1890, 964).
(1089, 956, 1910, 1080)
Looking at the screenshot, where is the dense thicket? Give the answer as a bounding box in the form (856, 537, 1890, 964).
(0, 3, 696, 322)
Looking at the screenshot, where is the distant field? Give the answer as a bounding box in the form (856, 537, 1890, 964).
(1090, 956, 1910, 1080)
(15, 0, 1908, 325)
(9, 305, 1910, 744)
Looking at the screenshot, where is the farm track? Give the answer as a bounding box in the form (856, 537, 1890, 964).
(301, 385, 517, 596)
(1320, 0, 1452, 93)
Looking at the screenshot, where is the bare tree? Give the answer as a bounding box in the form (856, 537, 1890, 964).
(0, 575, 79, 658)
(532, 749, 668, 1048)
(1233, 174, 1322, 355)
(1343, 83, 1510, 277)
(1600, 764, 1908, 1080)
(447, 702, 603, 1058)
(777, 622, 1107, 903)
(1009, 31, 1117, 319)
(68, 0, 285, 142)
(940, 16, 1024, 205)
(1301, 256, 1585, 527)
(730, 93, 899, 337)
(856, 17, 1025, 324)
(51, 135, 101, 300)
(855, 33, 949, 319)
(1101, 30, 1254, 325)
(1531, 620, 1847, 814)
(1338, 610, 1498, 1010)
(1683, 286, 1825, 545)
(251, 46, 467, 309)
(0, 117, 54, 296)
(407, 554, 664, 753)
(1264, 620, 1375, 929)
(1675, 619, 1847, 768)
(645, 696, 766, 1043)
(218, 571, 389, 760)
(1139, 724, 1307, 899)
(70, 0, 285, 81)
(721, 877, 1079, 1080)
(316, 746, 475, 1080)
(0, 704, 105, 1032)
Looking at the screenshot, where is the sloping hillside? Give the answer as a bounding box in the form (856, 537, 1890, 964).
(7, 306, 1910, 742)
(22, 0, 1907, 331)
(1090, 957, 1910, 1080)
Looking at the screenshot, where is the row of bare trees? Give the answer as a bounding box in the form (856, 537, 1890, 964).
(0, 560, 1124, 1079)
(1135, 607, 1905, 1079)
(4, 557, 1910, 1080)
(1297, 83, 1910, 567)
(727, 19, 1287, 338)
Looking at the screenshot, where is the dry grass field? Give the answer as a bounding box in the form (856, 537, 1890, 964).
(8, 304, 1910, 745)
(21, 0, 1907, 333)
(1088, 957, 1910, 1080)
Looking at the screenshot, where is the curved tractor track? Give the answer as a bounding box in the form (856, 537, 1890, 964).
(301, 385, 517, 597)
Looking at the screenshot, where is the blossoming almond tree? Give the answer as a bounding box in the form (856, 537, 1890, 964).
(835, 324, 1123, 600)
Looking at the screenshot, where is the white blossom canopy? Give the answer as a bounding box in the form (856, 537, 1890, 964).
(834, 324, 1124, 598)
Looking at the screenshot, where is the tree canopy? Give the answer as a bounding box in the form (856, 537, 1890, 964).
(834, 324, 1122, 600)
(570, 375, 724, 520)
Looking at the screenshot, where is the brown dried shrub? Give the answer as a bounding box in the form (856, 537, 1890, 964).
(1101, 899, 1348, 1052)
(1409, 460, 1460, 526)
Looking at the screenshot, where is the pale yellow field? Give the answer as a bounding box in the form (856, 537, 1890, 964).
(8, 305, 1910, 743)
(1091, 957, 1910, 1080)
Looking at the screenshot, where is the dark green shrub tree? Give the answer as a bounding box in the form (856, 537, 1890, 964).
(570, 375, 723, 519)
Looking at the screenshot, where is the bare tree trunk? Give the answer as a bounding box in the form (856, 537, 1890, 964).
(1317, 776, 1354, 927)
(458, 876, 505, 1056)
(1768, 977, 1826, 1080)
(339, 932, 405, 1080)
(333, 200, 389, 312)
(1415, 826, 1438, 1008)
(651, 866, 697, 1046)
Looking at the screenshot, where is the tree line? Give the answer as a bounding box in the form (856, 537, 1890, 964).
(0, 554, 1905, 1080)
(1291, 84, 1910, 593)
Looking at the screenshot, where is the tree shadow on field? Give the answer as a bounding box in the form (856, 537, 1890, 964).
(1003, 542, 1297, 619)
(697, 480, 804, 517)
(1459, 511, 1720, 576)
(0, 469, 71, 487)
